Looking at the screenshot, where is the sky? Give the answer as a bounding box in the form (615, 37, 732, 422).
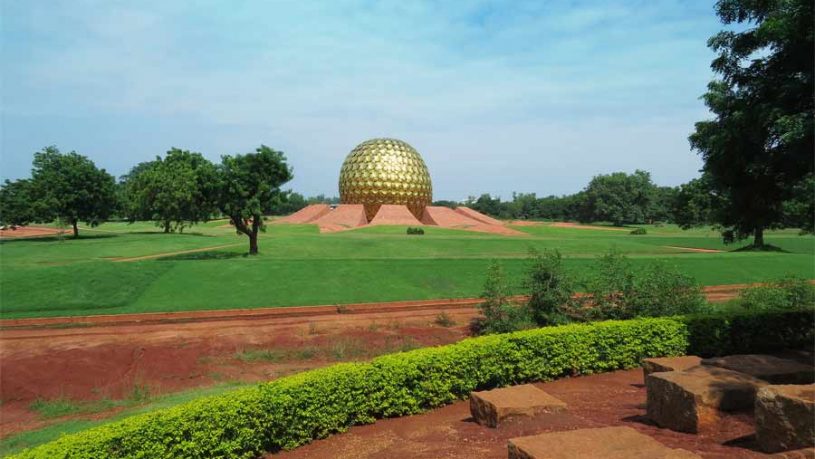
(2, 0, 728, 201)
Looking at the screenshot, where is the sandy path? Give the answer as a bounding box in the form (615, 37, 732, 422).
(110, 243, 244, 262)
(664, 246, 724, 253)
(0, 226, 66, 239)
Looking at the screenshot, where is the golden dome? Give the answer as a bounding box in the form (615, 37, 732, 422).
(339, 138, 432, 221)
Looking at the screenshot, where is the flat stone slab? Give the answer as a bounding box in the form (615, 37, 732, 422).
(508, 426, 701, 459)
(643, 356, 702, 378)
(469, 384, 566, 428)
(756, 384, 815, 453)
(647, 365, 767, 433)
(702, 354, 814, 384)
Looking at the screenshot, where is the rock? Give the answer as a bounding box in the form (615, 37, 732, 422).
(643, 356, 702, 378)
(702, 354, 814, 384)
(646, 365, 766, 433)
(770, 448, 815, 459)
(469, 384, 566, 428)
(507, 426, 701, 459)
(756, 384, 815, 453)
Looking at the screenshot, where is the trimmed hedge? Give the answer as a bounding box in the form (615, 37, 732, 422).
(12, 309, 813, 458)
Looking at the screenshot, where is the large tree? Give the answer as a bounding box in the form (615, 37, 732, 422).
(578, 170, 656, 226)
(120, 149, 218, 232)
(30, 146, 117, 237)
(689, 0, 813, 246)
(216, 145, 293, 255)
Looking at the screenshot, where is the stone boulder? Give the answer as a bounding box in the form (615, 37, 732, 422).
(756, 384, 815, 453)
(646, 365, 766, 433)
(702, 354, 814, 384)
(643, 356, 702, 378)
(469, 384, 566, 428)
(508, 426, 701, 459)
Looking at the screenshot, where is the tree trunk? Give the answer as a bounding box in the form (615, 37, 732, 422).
(163, 221, 171, 233)
(248, 233, 259, 255)
(248, 214, 261, 255)
(754, 227, 765, 248)
(72, 220, 79, 238)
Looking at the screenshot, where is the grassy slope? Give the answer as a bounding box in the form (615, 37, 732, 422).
(1, 222, 813, 318)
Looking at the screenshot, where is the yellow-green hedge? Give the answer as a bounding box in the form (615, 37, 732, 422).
(12, 310, 812, 458)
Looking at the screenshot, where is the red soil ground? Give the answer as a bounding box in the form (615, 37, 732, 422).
(272, 368, 769, 458)
(275, 204, 331, 224)
(454, 207, 505, 226)
(369, 204, 423, 226)
(311, 204, 368, 233)
(422, 206, 526, 236)
(0, 283, 785, 439)
(0, 226, 65, 239)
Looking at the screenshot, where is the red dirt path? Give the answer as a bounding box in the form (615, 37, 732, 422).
(0, 226, 65, 239)
(0, 282, 798, 439)
(272, 368, 768, 458)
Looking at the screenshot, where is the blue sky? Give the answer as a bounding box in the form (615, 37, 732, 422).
(2, 0, 725, 200)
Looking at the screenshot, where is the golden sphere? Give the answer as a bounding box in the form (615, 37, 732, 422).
(339, 138, 432, 221)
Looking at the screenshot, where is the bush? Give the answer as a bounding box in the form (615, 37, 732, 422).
(12, 309, 812, 458)
(406, 227, 424, 235)
(630, 227, 647, 235)
(587, 251, 707, 320)
(477, 261, 533, 334)
(737, 276, 815, 311)
(524, 249, 577, 326)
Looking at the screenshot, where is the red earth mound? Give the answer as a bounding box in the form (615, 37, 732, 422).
(276, 204, 331, 224)
(454, 207, 505, 226)
(311, 204, 368, 233)
(422, 206, 526, 236)
(369, 204, 423, 226)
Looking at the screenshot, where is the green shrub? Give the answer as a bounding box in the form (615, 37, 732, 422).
(406, 227, 424, 235)
(737, 276, 815, 311)
(587, 251, 707, 320)
(476, 261, 534, 334)
(629, 227, 647, 235)
(524, 249, 577, 326)
(12, 310, 813, 459)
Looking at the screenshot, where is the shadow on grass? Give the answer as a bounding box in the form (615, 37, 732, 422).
(156, 251, 246, 261)
(0, 234, 118, 244)
(733, 244, 788, 253)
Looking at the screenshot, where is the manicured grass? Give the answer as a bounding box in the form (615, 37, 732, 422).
(1, 221, 812, 318)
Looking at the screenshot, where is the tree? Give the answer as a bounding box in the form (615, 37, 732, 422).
(0, 179, 37, 226)
(782, 173, 814, 233)
(120, 149, 218, 232)
(30, 146, 117, 237)
(216, 145, 293, 255)
(579, 170, 656, 225)
(689, 0, 813, 247)
(673, 175, 721, 229)
(524, 249, 575, 326)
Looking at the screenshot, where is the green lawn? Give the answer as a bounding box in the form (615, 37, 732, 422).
(1, 221, 813, 318)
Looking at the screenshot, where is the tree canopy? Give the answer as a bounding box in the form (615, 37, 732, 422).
(578, 170, 656, 226)
(689, 0, 814, 246)
(29, 146, 117, 237)
(120, 148, 218, 232)
(216, 145, 293, 255)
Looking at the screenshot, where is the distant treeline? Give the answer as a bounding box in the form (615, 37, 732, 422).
(458, 169, 812, 231)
